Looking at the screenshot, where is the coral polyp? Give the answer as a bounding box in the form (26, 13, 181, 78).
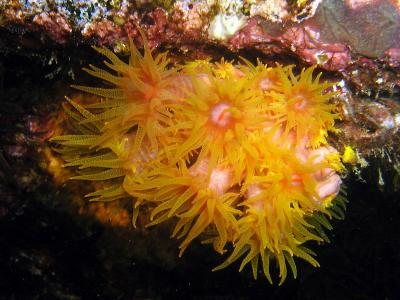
(265, 65, 341, 147)
(124, 159, 241, 255)
(169, 74, 267, 178)
(71, 32, 178, 155)
(51, 32, 347, 284)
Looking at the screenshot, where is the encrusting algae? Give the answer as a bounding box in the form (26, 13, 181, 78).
(51, 30, 347, 284)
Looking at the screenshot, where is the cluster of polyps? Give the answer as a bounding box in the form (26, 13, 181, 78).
(52, 33, 346, 284)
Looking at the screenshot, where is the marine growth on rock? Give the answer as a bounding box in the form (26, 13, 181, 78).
(51, 31, 347, 284)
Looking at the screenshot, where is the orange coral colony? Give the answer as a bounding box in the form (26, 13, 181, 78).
(51, 32, 347, 284)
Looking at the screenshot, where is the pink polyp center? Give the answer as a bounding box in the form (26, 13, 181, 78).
(291, 174, 303, 186)
(291, 94, 308, 110)
(259, 77, 273, 90)
(246, 184, 263, 198)
(189, 159, 232, 196)
(211, 103, 232, 127)
(315, 173, 342, 200)
(208, 168, 232, 196)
